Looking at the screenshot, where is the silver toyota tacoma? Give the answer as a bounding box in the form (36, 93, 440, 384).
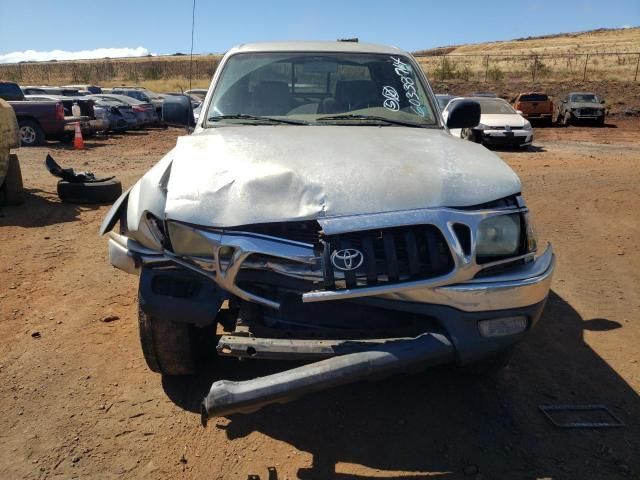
(100, 41, 555, 421)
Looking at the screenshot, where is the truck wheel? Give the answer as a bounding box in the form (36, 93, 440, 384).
(597, 116, 605, 127)
(18, 120, 45, 147)
(1, 154, 25, 205)
(57, 178, 122, 204)
(138, 305, 196, 376)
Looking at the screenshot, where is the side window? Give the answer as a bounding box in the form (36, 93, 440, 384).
(0, 83, 24, 100)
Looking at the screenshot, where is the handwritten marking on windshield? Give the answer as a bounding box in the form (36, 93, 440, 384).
(390, 56, 426, 117)
(382, 86, 400, 111)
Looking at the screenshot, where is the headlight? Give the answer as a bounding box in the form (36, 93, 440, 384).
(523, 122, 532, 131)
(167, 222, 214, 258)
(476, 214, 521, 261)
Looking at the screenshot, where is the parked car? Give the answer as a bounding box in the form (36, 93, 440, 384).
(0, 81, 66, 146)
(435, 94, 456, 110)
(164, 92, 201, 109)
(0, 98, 24, 204)
(444, 97, 533, 148)
(555, 92, 605, 126)
(61, 84, 103, 94)
(90, 98, 140, 131)
(101, 41, 554, 419)
(22, 86, 82, 96)
(108, 87, 165, 114)
(89, 94, 159, 126)
(24, 94, 108, 136)
(185, 88, 208, 100)
(512, 92, 553, 125)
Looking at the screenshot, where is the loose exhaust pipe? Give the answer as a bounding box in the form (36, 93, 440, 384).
(201, 333, 454, 424)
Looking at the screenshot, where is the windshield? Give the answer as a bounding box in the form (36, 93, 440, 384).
(570, 93, 598, 103)
(205, 52, 437, 126)
(476, 99, 517, 115)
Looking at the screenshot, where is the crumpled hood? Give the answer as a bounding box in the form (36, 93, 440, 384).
(164, 126, 521, 227)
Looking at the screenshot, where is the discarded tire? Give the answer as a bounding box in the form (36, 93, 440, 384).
(57, 178, 122, 204)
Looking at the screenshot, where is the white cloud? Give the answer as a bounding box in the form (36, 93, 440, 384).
(0, 46, 152, 64)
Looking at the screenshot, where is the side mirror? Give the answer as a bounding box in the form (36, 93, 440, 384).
(446, 100, 480, 129)
(162, 94, 195, 127)
(600, 99, 605, 104)
(516, 109, 524, 115)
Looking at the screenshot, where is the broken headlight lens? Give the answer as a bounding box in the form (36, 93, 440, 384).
(476, 213, 521, 260)
(167, 222, 214, 258)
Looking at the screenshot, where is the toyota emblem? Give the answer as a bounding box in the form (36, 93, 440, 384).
(330, 248, 364, 271)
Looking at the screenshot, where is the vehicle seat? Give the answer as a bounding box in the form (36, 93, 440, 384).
(321, 80, 379, 113)
(252, 81, 293, 115)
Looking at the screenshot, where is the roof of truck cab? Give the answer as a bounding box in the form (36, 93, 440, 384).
(227, 41, 407, 56)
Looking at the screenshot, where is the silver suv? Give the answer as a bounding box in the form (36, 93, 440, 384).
(100, 41, 555, 420)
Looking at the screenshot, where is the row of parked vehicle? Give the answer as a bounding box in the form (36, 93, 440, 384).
(0, 81, 207, 146)
(435, 91, 607, 149)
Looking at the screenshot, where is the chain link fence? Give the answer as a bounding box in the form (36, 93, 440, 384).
(414, 52, 640, 83)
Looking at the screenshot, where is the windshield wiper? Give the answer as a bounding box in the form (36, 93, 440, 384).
(315, 114, 427, 128)
(207, 114, 308, 125)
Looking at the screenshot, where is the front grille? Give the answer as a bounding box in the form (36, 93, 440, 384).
(233, 220, 322, 247)
(321, 225, 454, 290)
(579, 108, 598, 115)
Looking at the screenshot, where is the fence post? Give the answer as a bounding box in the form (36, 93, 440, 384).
(532, 56, 538, 83)
(484, 56, 489, 82)
(582, 54, 589, 82)
(635, 53, 640, 82)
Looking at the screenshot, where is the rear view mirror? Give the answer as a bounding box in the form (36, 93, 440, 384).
(162, 95, 195, 127)
(446, 100, 480, 129)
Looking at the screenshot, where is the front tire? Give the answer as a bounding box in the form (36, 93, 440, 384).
(138, 304, 197, 376)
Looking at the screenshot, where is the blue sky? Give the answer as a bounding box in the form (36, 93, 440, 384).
(0, 0, 638, 62)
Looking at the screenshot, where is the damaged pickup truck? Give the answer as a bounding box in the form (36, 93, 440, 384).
(100, 41, 555, 421)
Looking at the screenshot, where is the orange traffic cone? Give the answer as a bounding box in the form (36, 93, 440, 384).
(73, 122, 85, 150)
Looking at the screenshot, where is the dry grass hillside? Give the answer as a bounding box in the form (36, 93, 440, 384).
(416, 27, 640, 83)
(0, 27, 638, 97)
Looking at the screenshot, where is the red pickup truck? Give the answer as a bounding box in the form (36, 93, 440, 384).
(0, 81, 66, 146)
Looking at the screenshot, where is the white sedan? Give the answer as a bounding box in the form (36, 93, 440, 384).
(443, 97, 533, 148)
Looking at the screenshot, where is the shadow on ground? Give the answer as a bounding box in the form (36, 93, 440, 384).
(163, 291, 639, 479)
(0, 188, 98, 227)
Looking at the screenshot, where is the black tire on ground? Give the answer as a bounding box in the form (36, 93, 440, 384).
(460, 348, 513, 376)
(56, 178, 122, 204)
(18, 119, 45, 147)
(597, 116, 605, 127)
(138, 305, 196, 376)
(1, 154, 25, 205)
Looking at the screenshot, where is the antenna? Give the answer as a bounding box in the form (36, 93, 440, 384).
(189, 0, 196, 90)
